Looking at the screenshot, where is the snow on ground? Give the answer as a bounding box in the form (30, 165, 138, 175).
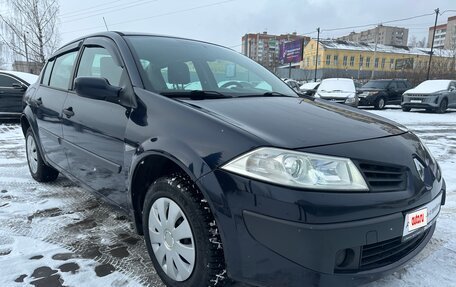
(0, 108, 455, 287)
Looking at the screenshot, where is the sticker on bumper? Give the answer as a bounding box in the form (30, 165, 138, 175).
(403, 193, 442, 237)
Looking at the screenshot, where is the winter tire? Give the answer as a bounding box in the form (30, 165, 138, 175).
(143, 173, 226, 287)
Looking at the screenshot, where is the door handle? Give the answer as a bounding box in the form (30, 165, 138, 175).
(62, 107, 74, 118)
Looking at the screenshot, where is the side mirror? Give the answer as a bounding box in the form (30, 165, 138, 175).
(74, 77, 121, 102)
(12, 82, 26, 90)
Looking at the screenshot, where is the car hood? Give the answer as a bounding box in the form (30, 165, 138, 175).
(404, 87, 445, 94)
(183, 97, 406, 149)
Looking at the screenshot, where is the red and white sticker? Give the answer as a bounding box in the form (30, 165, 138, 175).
(407, 208, 427, 231)
(403, 194, 442, 237)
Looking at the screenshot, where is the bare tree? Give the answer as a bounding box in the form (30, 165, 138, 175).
(0, 0, 60, 65)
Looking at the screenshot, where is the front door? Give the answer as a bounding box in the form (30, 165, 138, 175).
(61, 39, 130, 207)
(34, 48, 79, 169)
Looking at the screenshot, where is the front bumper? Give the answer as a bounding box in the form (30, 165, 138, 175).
(358, 95, 377, 106)
(198, 170, 444, 287)
(402, 95, 441, 109)
(196, 134, 445, 287)
(319, 97, 359, 107)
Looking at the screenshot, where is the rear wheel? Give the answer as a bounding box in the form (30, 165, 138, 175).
(25, 128, 59, 182)
(374, 97, 386, 110)
(143, 173, 226, 287)
(402, 107, 411, 112)
(436, 98, 448, 114)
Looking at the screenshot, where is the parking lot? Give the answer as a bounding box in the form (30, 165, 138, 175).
(0, 108, 455, 287)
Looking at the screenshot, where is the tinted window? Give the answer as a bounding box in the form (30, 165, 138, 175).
(396, 81, 407, 89)
(41, 60, 55, 86)
(389, 82, 397, 89)
(49, 51, 78, 90)
(0, 74, 20, 87)
(362, 80, 390, 89)
(77, 46, 123, 87)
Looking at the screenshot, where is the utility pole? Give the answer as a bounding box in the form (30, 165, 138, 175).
(314, 27, 320, 82)
(427, 8, 439, 80)
(23, 33, 29, 63)
(371, 24, 380, 79)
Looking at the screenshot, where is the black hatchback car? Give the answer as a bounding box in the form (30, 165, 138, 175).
(358, 79, 413, 109)
(22, 32, 445, 287)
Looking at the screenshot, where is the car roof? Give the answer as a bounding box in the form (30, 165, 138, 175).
(0, 70, 39, 85)
(58, 31, 232, 55)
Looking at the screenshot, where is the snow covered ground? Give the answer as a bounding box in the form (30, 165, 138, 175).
(0, 107, 455, 287)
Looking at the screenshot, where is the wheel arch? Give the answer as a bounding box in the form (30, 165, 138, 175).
(128, 148, 215, 236)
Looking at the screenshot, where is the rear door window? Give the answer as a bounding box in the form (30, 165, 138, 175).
(49, 51, 78, 90)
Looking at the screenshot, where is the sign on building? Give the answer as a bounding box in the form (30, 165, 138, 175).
(279, 39, 304, 64)
(395, 58, 414, 70)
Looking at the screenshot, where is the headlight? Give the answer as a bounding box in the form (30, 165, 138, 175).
(221, 148, 368, 191)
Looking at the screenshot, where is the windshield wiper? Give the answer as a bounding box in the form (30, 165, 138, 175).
(160, 90, 232, 100)
(238, 91, 296, 98)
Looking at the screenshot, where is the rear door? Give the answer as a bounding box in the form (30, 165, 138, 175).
(34, 44, 80, 169)
(61, 37, 130, 207)
(0, 74, 25, 115)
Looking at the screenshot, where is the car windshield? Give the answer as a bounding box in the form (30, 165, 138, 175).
(317, 79, 355, 93)
(362, 80, 390, 89)
(125, 36, 296, 98)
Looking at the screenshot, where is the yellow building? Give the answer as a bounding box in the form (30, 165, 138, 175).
(298, 39, 455, 80)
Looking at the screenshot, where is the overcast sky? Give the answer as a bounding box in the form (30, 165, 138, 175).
(58, 0, 455, 50)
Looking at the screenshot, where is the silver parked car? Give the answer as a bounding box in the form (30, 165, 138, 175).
(402, 80, 456, 113)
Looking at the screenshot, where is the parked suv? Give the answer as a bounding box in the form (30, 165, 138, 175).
(22, 32, 445, 287)
(402, 80, 456, 113)
(358, 79, 413, 109)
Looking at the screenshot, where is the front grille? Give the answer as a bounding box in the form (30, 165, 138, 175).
(359, 229, 429, 270)
(358, 163, 407, 192)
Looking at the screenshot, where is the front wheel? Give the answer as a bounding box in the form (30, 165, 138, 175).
(25, 128, 59, 182)
(436, 98, 448, 114)
(143, 174, 226, 287)
(374, 97, 386, 110)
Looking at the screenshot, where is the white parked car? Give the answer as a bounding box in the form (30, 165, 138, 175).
(401, 80, 456, 113)
(315, 78, 358, 107)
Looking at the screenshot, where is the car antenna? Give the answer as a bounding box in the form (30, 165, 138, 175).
(103, 17, 109, 31)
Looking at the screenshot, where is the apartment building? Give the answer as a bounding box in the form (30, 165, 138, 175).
(428, 16, 456, 50)
(338, 25, 409, 46)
